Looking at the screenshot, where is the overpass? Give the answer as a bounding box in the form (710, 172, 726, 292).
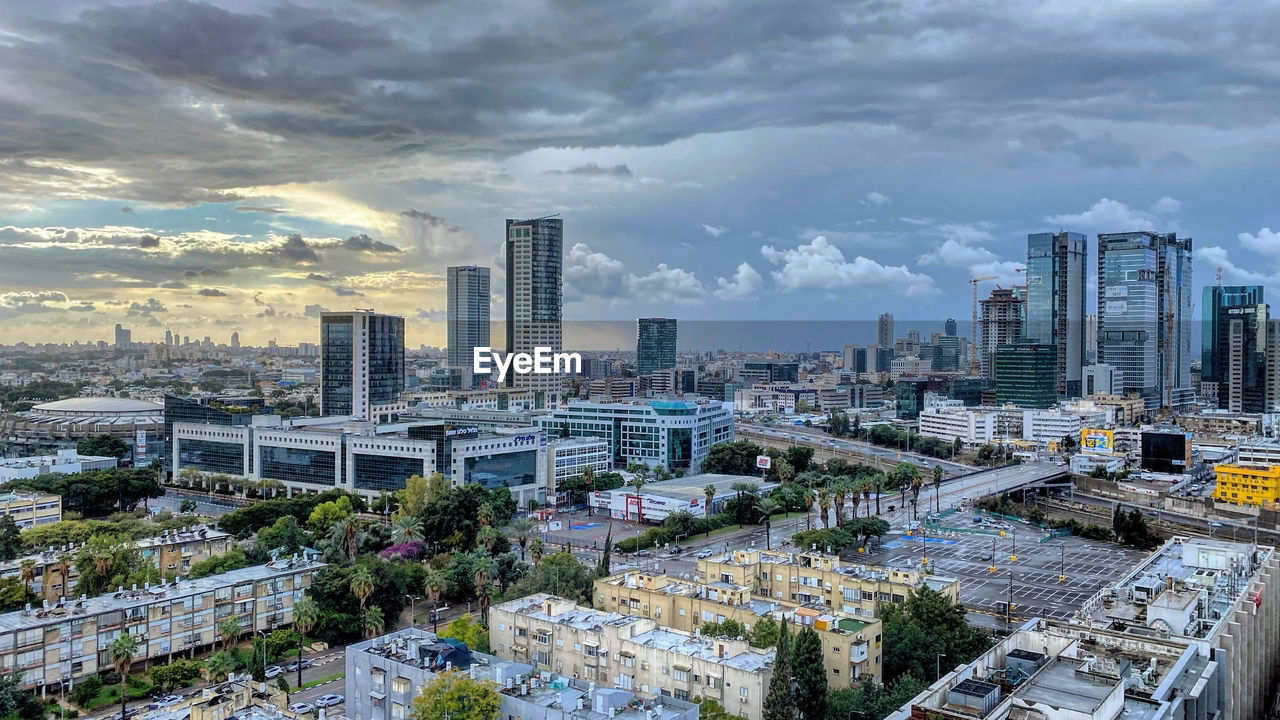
(736, 422, 971, 475)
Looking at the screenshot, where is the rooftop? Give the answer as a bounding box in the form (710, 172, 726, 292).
(0, 556, 323, 632)
(1, 523, 229, 574)
(29, 397, 163, 414)
(1014, 658, 1119, 715)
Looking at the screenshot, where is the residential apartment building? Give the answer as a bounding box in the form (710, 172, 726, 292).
(347, 627, 699, 720)
(0, 491, 61, 528)
(489, 594, 774, 719)
(0, 450, 116, 484)
(0, 524, 233, 603)
(696, 549, 960, 620)
(919, 407, 1000, 446)
(1177, 411, 1271, 439)
(594, 569, 883, 686)
(533, 399, 733, 473)
(877, 313, 894, 349)
(0, 557, 323, 691)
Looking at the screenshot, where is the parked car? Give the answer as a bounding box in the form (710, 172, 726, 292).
(317, 694, 345, 708)
(264, 665, 283, 679)
(634, 550, 652, 557)
(147, 695, 182, 710)
(285, 658, 314, 671)
(696, 549, 714, 559)
(288, 703, 315, 715)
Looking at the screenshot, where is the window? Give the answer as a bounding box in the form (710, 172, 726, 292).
(391, 703, 406, 720)
(706, 676, 718, 688)
(740, 687, 749, 700)
(673, 668, 689, 682)
(392, 677, 411, 694)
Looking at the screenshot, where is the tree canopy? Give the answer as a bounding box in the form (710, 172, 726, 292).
(410, 670, 502, 720)
(1, 467, 162, 516)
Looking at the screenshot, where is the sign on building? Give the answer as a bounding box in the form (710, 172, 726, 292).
(756, 455, 772, 470)
(1080, 428, 1114, 453)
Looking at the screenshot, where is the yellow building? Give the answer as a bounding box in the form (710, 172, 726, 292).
(594, 569, 882, 686)
(697, 549, 960, 619)
(1213, 463, 1280, 506)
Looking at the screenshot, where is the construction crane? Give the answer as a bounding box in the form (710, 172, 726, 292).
(970, 276, 999, 376)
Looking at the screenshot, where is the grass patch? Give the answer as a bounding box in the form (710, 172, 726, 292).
(300, 672, 344, 690)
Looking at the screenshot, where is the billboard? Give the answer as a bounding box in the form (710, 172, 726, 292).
(1080, 428, 1114, 453)
(755, 455, 772, 470)
(135, 429, 148, 465)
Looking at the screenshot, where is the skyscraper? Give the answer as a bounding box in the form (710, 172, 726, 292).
(636, 318, 677, 375)
(165, 329, 173, 346)
(979, 288, 1023, 381)
(113, 323, 131, 348)
(994, 342, 1058, 409)
(446, 265, 491, 368)
(1097, 231, 1194, 410)
(230, 332, 240, 350)
(1267, 319, 1280, 412)
(1202, 286, 1267, 412)
(505, 217, 563, 403)
(944, 318, 958, 337)
(877, 313, 894, 348)
(320, 310, 405, 421)
(1026, 231, 1087, 398)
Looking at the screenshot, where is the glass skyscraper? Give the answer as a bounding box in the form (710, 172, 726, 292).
(636, 318, 678, 375)
(1097, 231, 1193, 410)
(446, 265, 491, 369)
(1026, 231, 1086, 398)
(320, 310, 405, 420)
(505, 217, 563, 402)
(1202, 285, 1268, 412)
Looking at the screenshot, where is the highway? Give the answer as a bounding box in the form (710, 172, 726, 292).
(736, 422, 972, 475)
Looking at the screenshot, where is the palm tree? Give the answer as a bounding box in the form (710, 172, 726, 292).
(474, 556, 494, 621)
(205, 651, 235, 682)
(632, 475, 647, 494)
(424, 571, 445, 605)
(831, 481, 848, 527)
(476, 526, 503, 557)
(801, 487, 815, 530)
(363, 606, 386, 639)
(932, 464, 944, 513)
(530, 538, 545, 564)
(582, 466, 596, 516)
(338, 516, 361, 562)
(703, 484, 716, 520)
(18, 559, 34, 593)
(477, 503, 495, 527)
(872, 472, 885, 516)
(392, 515, 423, 544)
(218, 616, 241, 652)
(758, 498, 779, 549)
(816, 489, 831, 530)
(109, 633, 137, 720)
(509, 518, 537, 562)
(849, 478, 869, 520)
(351, 566, 375, 611)
(293, 596, 318, 688)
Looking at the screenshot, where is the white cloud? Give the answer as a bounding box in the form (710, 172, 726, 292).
(565, 242, 626, 296)
(917, 238, 997, 267)
(701, 224, 729, 238)
(760, 236, 936, 297)
(1238, 227, 1280, 256)
(1045, 198, 1156, 231)
(1150, 196, 1183, 216)
(862, 192, 891, 206)
(1196, 246, 1280, 284)
(626, 264, 707, 302)
(714, 263, 763, 300)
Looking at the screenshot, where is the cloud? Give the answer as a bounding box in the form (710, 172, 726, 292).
(234, 205, 287, 214)
(565, 242, 625, 297)
(303, 303, 329, 318)
(862, 192, 891, 207)
(197, 288, 228, 297)
(626, 264, 707, 303)
(160, 280, 188, 289)
(1045, 199, 1157, 232)
(272, 234, 321, 263)
(120, 206, 135, 215)
(714, 263, 763, 301)
(126, 298, 167, 316)
(400, 209, 460, 232)
(1151, 196, 1183, 216)
(306, 272, 333, 282)
(0, 291, 70, 313)
(332, 286, 364, 296)
(68, 303, 96, 312)
(761, 236, 936, 297)
(415, 308, 447, 322)
(340, 233, 402, 253)
(1238, 228, 1280, 256)
(548, 163, 633, 177)
(138, 235, 160, 248)
(1195, 245, 1280, 284)
(701, 225, 729, 238)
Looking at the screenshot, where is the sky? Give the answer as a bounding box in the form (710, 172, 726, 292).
(1, 0, 1279, 348)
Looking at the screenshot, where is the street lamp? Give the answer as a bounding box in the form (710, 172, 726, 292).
(255, 630, 269, 683)
(405, 594, 421, 627)
(936, 653, 946, 681)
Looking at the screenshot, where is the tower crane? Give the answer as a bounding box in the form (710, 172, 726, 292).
(970, 276, 999, 376)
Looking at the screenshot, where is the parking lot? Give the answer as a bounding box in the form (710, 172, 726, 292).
(859, 521, 1149, 624)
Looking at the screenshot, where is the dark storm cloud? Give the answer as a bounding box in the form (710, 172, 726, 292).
(548, 163, 633, 178)
(340, 233, 401, 253)
(4, 0, 1275, 208)
(270, 234, 321, 263)
(138, 235, 160, 248)
(197, 288, 228, 297)
(126, 297, 167, 316)
(306, 272, 332, 282)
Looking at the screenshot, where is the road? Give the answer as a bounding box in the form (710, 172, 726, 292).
(737, 422, 972, 475)
(149, 490, 243, 518)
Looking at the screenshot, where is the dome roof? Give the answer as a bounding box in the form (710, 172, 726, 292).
(31, 397, 163, 414)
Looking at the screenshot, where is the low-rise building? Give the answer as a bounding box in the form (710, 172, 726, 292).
(1177, 410, 1274, 440)
(594, 569, 883, 686)
(0, 491, 62, 528)
(346, 627, 700, 720)
(589, 474, 778, 524)
(919, 407, 1000, 446)
(0, 556, 324, 690)
(1213, 461, 1280, 507)
(489, 594, 774, 719)
(534, 399, 734, 474)
(697, 549, 960, 620)
(1085, 394, 1145, 425)
(0, 449, 117, 484)
(546, 437, 612, 505)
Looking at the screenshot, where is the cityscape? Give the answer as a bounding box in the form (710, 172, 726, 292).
(1, 3, 1279, 720)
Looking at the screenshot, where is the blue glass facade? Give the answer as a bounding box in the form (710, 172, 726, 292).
(1201, 285, 1267, 411)
(464, 450, 538, 489)
(353, 453, 425, 492)
(177, 439, 244, 475)
(1026, 232, 1086, 397)
(259, 445, 338, 487)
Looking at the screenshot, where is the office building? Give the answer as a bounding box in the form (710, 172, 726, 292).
(979, 288, 1024, 381)
(320, 310, 406, 421)
(895, 378, 929, 420)
(877, 313, 894, 348)
(0, 450, 115, 484)
(0, 557, 323, 691)
(113, 323, 131, 348)
(636, 318, 678, 376)
(346, 627, 699, 720)
(931, 334, 961, 371)
(1026, 231, 1087, 397)
(919, 407, 1001, 446)
(587, 473, 778, 523)
(489, 594, 774, 718)
(1268, 318, 1280, 411)
(230, 331, 239, 350)
(1097, 231, 1194, 410)
(534, 399, 733, 473)
(545, 437, 611, 505)
(1213, 464, 1280, 506)
(594, 567, 883, 687)
(739, 361, 800, 384)
(506, 217, 564, 402)
(446, 265, 491, 370)
(1202, 285, 1268, 412)
(994, 343, 1057, 409)
(1082, 364, 1120, 396)
(944, 317, 958, 337)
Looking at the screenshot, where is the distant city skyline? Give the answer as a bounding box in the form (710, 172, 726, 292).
(0, 2, 1278, 345)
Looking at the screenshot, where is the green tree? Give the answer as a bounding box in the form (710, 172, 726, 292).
(410, 670, 502, 720)
(205, 651, 236, 682)
(77, 434, 130, 459)
(784, 445, 814, 474)
(151, 658, 203, 691)
(0, 668, 44, 719)
(399, 474, 431, 518)
(363, 605, 386, 638)
(0, 517, 20, 561)
(308, 496, 354, 534)
(747, 615, 779, 648)
(762, 618, 795, 720)
(178, 498, 198, 514)
(293, 596, 319, 688)
(881, 586, 990, 683)
(596, 529, 612, 578)
(439, 615, 490, 654)
(256, 515, 308, 556)
(70, 674, 103, 706)
(703, 483, 716, 520)
(393, 515, 425, 544)
(791, 626, 827, 720)
(351, 566, 375, 611)
(189, 546, 251, 578)
(508, 552, 595, 604)
(508, 518, 536, 562)
(109, 633, 138, 720)
(218, 616, 242, 652)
